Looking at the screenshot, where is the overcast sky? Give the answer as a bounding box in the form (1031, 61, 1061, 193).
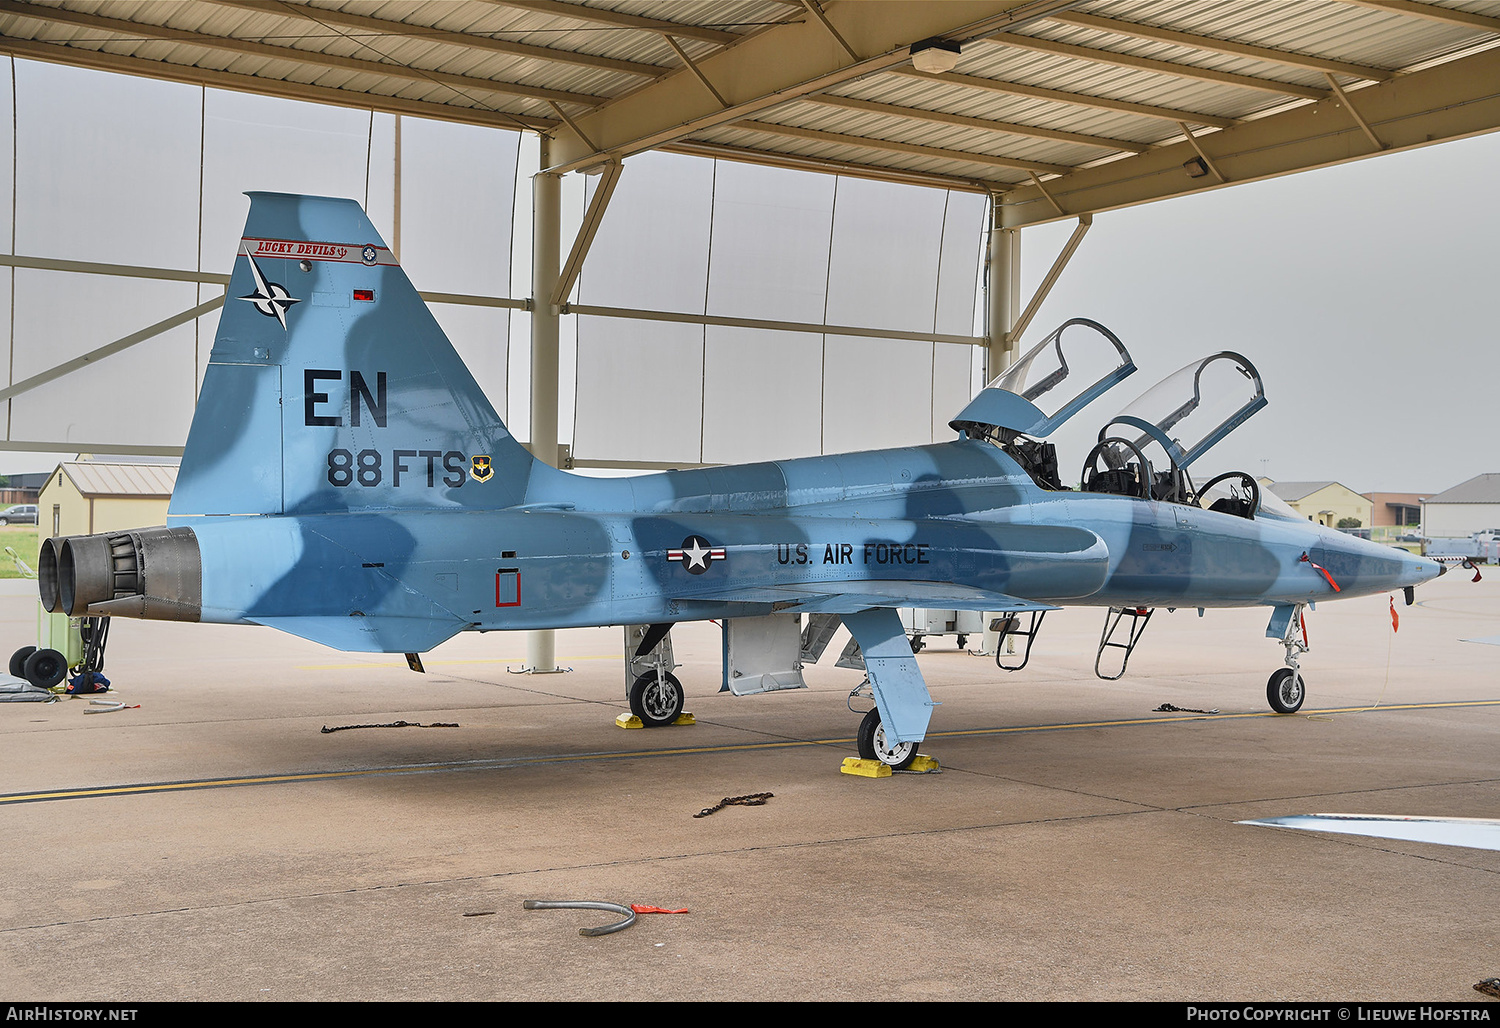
(1016, 129, 1500, 495)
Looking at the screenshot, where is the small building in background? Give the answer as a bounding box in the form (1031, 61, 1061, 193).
(1363, 491, 1428, 545)
(1259, 480, 1373, 528)
(37, 462, 178, 538)
(0, 472, 51, 506)
(1422, 473, 1500, 540)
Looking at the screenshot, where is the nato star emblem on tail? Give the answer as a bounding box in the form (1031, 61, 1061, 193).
(238, 250, 300, 329)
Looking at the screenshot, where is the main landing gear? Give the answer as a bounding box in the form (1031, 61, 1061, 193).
(628, 669, 685, 728)
(855, 708, 919, 771)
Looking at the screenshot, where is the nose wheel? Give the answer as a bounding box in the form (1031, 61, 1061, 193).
(856, 709, 919, 771)
(1266, 667, 1305, 714)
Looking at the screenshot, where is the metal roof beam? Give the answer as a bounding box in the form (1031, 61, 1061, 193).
(1334, 0, 1500, 35)
(0, 1, 607, 108)
(801, 1, 859, 62)
(1046, 11, 1392, 81)
(803, 93, 1151, 152)
(661, 139, 991, 192)
(988, 33, 1331, 100)
(482, 0, 745, 47)
(547, 1, 1086, 174)
(888, 67, 1236, 128)
(997, 45, 1500, 229)
(0, 36, 559, 132)
(662, 33, 729, 108)
(738, 120, 1075, 175)
(213, 0, 665, 78)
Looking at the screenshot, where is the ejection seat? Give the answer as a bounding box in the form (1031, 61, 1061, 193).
(1081, 351, 1266, 517)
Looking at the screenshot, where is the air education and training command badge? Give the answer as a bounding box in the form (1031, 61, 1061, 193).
(471, 455, 493, 482)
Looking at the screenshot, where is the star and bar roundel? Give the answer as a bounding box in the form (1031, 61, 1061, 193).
(667, 535, 725, 575)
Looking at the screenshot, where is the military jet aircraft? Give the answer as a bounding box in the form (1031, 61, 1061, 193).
(36, 193, 1444, 767)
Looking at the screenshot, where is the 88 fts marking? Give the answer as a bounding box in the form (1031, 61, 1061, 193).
(326, 449, 468, 488)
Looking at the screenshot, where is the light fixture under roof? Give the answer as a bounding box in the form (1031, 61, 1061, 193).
(910, 38, 961, 75)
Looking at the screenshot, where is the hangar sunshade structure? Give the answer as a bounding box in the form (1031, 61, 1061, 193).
(0, 0, 1496, 456)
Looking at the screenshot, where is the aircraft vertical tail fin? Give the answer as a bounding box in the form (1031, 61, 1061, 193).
(170, 192, 541, 519)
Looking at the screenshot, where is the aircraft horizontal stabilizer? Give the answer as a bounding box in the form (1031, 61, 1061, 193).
(680, 580, 1056, 615)
(1239, 814, 1500, 852)
(247, 615, 468, 654)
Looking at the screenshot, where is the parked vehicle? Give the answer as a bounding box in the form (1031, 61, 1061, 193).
(1425, 531, 1500, 564)
(0, 504, 36, 526)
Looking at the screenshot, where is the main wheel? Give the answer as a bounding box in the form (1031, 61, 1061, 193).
(629, 670, 684, 727)
(23, 648, 67, 689)
(1267, 667, 1305, 714)
(856, 709, 920, 770)
(9, 645, 35, 678)
(908, 635, 924, 653)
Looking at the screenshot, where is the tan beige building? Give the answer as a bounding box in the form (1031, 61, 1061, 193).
(37, 462, 178, 538)
(1259, 480, 1373, 528)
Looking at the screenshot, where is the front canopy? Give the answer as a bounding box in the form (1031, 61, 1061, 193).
(950, 319, 1135, 439)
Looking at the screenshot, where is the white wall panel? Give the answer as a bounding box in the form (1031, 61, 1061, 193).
(429, 303, 508, 420)
(705, 162, 834, 324)
(398, 118, 518, 296)
(573, 317, 703, 463)
(572, 159, 986, 466)
(824, 177, 947, 334)
(0, 60, 13, 254)
(578, 151, 713, 314)
(930, 342, 975, 442)
(821, 336, 935, 455)
(936, 192, 987, 336)
(14, 62, 200, 269)
(10, 271, 196, 448)
(701, 326, 823, 465)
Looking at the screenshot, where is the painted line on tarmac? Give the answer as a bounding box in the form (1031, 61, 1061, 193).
(4, 699, 1497, 807)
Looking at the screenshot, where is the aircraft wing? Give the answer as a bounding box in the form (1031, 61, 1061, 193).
(247, 615, 468, 653)
(679, 580, 1057, 615)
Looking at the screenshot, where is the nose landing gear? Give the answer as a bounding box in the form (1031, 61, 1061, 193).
(1267, 603, 1308, 714)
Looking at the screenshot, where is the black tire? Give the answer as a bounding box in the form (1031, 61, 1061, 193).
(629, 670, 684, 727)
(23, 648, 68, 689)
(0, 518, 10, 526)
(908, 635, 924, 653)
(856, 709, 919, 770)
(1267, 667, 1305, 714)
(9, 645, 35, 679)
(956, 634, 968, 649)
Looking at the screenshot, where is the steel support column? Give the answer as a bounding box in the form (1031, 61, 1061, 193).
(985, 194, 1020, 380)
(526, 134, 562, 674)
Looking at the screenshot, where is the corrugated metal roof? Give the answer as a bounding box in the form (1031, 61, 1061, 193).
(60, 461, 178, 498)
(1265, 480, 1341, 502)
(0, 0, 1494, 199)
(1424, 473, 1500, 504)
